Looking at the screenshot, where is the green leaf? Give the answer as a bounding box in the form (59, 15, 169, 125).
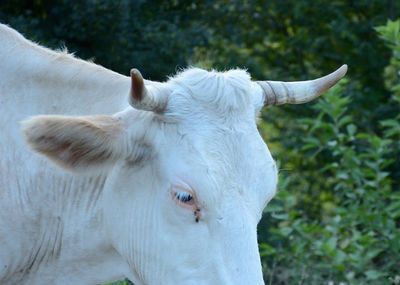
(365, 270, 386, 280)
(346, 124, 357, 136)
(263, 204, 283, 213)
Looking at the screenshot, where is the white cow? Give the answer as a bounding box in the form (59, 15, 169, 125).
(0, 24, 347, 284)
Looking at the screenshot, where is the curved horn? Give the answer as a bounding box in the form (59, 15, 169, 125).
(257, 64, 348, 106)
(129, 68, 169, 112)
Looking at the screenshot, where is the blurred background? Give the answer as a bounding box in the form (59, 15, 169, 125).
(1, 0, 399, 284)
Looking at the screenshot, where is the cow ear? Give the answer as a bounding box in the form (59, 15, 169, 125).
(21, 115, 125, 172)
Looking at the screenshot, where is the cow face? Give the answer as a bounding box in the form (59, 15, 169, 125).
(103, 69, 277, 284)
(22, 66, 346, 284)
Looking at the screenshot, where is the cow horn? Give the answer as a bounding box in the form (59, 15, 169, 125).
(257, 65, 348, 105)
(129, 68, 169, 112)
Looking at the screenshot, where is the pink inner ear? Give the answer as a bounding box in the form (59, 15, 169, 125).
(23, 115, 122, 171)
(41, 136, 86, 167)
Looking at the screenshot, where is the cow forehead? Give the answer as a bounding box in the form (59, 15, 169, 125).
(165, 67, 259, 117)
(159, 120, 275, 202)
(124, 67, 273, 204)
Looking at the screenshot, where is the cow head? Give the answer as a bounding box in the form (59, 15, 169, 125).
(22, 65, 347, 284)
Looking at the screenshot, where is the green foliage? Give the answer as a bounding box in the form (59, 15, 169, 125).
(0, 0, 208, 80)
(259, 20, 400, 284)
(192, 0, 399, 118)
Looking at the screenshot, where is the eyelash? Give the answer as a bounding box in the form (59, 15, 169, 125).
(173, 188, 194, 205)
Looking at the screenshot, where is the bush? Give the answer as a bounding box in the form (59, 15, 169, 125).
(259, 20, 400, 284)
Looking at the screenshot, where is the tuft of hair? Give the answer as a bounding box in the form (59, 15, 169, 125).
(21, 115, 124, 172)
(55, 45, 70, 55)
(170, 68, 252, 112)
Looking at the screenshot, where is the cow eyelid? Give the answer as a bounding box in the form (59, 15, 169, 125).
(171, 187, 195, 206)
(170, 185, 201, 222)
(170, 185, 198, 212)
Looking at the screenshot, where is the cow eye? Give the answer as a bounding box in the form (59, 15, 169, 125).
(172, 188, 195, 205)
(170, 185, 201, 221)
(170, 185, 197, 211)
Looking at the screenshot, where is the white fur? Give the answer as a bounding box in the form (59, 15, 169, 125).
(0, 24, 277, 284)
